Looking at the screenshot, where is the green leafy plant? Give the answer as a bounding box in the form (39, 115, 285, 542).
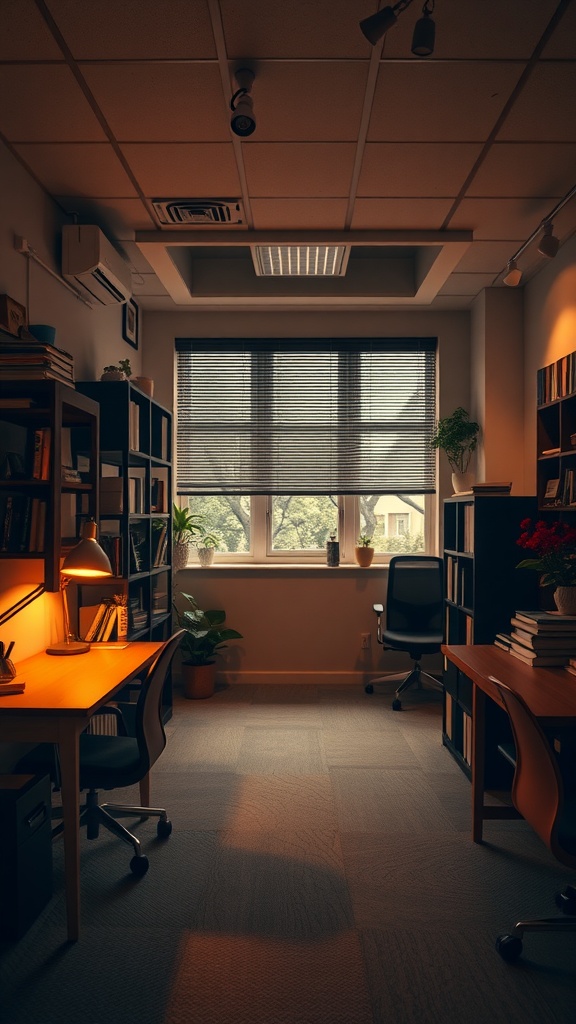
(430, 406, 480, 473)
(197, 531, 221, 550)
(103, 358, 132, 377)
(357, 534, 373, 547)
(173, 592, 243, 666)
(172, 503, 206, 545)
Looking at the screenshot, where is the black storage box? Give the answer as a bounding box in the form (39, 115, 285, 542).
(0, 774, 52, 940)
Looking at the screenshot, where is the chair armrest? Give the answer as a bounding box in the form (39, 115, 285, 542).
(373, 603, 384, 645)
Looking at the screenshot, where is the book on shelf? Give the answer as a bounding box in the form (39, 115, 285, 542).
(83, 602, 110, 642)
(493, 632, 513, 652)
(509, 637, 576, 661)
(513, 610, 576, 628)
(508, 647, 569, 667)
(470, 482, 512, 493)
(511, 627, 576, 651)
(541, 448, 561, 456)
(0, 397, 35, 408)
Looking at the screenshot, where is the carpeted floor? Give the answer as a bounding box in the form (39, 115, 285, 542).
(1, 682, 575, 1024)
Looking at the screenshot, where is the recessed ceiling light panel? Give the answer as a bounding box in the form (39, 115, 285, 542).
(252, 245, 349, 277)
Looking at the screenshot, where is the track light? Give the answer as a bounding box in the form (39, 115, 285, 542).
(230, 68, 256, 138)
(411, 1, 436, 56)
(503, 259, 522, 288)
(538, 220, 560, 259)
(360, 0, 436, 56)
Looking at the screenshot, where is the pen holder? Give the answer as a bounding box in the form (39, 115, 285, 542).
(0, 657, 16, 682)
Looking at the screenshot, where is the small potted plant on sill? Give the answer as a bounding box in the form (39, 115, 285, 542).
(196, 530, 221, 567)
(430, 406, 480, 494)
(355, 533, 374, 568)
(101, 358, 132, 381)
(172, 504, 206, 572)
(173, 592, 243, 699)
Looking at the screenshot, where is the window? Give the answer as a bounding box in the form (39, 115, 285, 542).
(176, 339, 436, 563)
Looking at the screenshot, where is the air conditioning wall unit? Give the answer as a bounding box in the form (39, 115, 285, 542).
(62, 225, 132, 305)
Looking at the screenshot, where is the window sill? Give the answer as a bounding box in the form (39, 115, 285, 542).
(177, 562, 387, 575)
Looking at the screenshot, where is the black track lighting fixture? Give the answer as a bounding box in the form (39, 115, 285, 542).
(360, 0, 436, 56)
(501, 184, 576, 287)
(230, 67, 256, 138)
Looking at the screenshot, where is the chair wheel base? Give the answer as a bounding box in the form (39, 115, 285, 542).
(130, 855, 149, 877)
(496, 934, 523, 963)
(365, 684, 374, 694)
(392, 698, 402, 711)
(157, 818, 172, 839)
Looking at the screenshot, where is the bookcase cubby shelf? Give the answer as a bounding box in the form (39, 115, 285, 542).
(537, 353, 576, 515)
(0, 379, 100, 591)
(76, 380, 173, 717)
(442, 494, 538, 780)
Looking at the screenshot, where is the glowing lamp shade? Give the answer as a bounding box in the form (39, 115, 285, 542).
(46, 520, 112, 656)
(503, 259, 522, 287)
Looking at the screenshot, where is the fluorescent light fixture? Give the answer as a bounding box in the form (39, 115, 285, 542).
(252, 245, 349, 277)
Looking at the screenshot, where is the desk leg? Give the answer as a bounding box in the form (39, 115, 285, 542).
(472, 685, 486, 843)
(58, 727, 81, 942)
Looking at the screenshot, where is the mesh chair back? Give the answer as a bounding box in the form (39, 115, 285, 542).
(385, 556, 444, 634)
(133, 630, 185, 774)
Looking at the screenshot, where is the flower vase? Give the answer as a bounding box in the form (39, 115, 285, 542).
(554, 586, 576, 616)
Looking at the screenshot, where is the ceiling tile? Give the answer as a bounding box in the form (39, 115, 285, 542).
(0, 66, 106, 142)
(241, 62, 369, 143)
(243, 144, 357, 197)
(251, 199, 348, 230)
(13, 143, 138, 196)
(0, 0, 63, 59)
(541, 2, 576, 57)
(453, 240, 523, 273)
(497, 65, 576, 142)
(54, 196, 156, 232)
(221, 0, 370, 59)
(381, 0, 560, 60)
(45, 0, 217, 59)
(119, 143, 242, 195)
(468, 143, 576, 196)
(368, 63, 524, 142)
(437, 273, 497, 295)
(351, 198, 453, 229)
(358, 143, 482, 197)
(81, 64, 229, 142)
(447, 197, 562, 238)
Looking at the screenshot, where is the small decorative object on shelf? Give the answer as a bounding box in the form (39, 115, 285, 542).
(101, 358, 132, 381)
(132, 376, 154, 397)
(326, 530, 340, 567)
(430, 406, 480, 494)
(355, 534, 374, 567)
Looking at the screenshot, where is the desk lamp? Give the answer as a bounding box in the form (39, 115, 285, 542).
(46, 519, 112, 656)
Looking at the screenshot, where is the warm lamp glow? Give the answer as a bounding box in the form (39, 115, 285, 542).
(46, 520, 112, 656)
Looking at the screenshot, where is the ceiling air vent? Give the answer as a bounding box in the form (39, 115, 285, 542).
(152, 199, 245, 226)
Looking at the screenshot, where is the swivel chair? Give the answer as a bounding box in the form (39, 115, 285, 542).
(365, 555, 444, 710)
(16, 629, 184, 878)
(489, 677, 576, 963)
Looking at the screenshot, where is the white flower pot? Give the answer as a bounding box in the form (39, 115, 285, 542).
(451, 471, 474, 494)
(197, 547, 215, 567)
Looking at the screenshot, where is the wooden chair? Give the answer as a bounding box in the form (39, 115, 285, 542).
(489, 676, 576, 962)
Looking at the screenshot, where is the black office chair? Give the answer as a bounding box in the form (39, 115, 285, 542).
(488, 677, 576, 963)
(16, 629, 184, 878)
(365, 554, 444, 710)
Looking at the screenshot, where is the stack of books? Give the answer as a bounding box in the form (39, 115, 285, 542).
(458, 482, 512, 496)
(0, 338, 75, 385)
(494, 609, 576, 666)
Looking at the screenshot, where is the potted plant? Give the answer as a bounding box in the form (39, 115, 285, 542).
(196, 530, 221, 567)
(430, 406, 480, 493)
(172, 503, 206, 571)
(355, 533, 374, 568)
(173, 592, 243, 698)
(516, 517, 576, 614)
(101, 358, 132, 381)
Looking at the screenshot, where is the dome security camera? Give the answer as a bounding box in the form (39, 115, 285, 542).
(230, 67, 256, 138)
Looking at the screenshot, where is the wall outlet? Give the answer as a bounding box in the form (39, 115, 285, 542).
(361, 633, 371, 649)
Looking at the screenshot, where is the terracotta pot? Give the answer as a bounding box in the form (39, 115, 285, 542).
(554, 586, 576, 616)
(172, 541, 189, 571)
(355, 545, 374, 568)
(132, 376, 154, 397)
(182, 661, 216, 699)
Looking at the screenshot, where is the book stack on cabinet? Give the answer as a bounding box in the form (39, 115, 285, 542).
(494, 609, 576, 666)
(442, 493, 539, 780)
(76, 380, 173, 720)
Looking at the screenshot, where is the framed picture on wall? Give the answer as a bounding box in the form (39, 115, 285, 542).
(122, 298, 139, 350)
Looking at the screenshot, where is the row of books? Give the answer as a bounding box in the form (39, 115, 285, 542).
(129, 400, 140, 452)
(83, 598, 128, 642)
(494, 608, 576, 667)
(0, 425, 51, 481)
(0, 494, 47, 552)
(0, 339, 75, 385)
(537, 350, 576, 406)
(99, 534, 122, 576)
(541, 471, 576, 508)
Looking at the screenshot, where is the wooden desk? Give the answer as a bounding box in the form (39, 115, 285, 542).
(442, 644, 576, 843)
(0, 642, 162, 941)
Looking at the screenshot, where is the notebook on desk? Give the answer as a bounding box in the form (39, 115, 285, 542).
(89, 643, 129, 649)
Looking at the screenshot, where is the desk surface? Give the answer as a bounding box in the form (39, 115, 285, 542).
(442, 644, 576, 723)
(0, 643, 161, 716)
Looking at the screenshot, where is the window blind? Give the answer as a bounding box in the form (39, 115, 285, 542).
(175, 339, 436, 495)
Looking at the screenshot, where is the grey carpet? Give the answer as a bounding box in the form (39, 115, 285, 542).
(1, 683, 575, 1024)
